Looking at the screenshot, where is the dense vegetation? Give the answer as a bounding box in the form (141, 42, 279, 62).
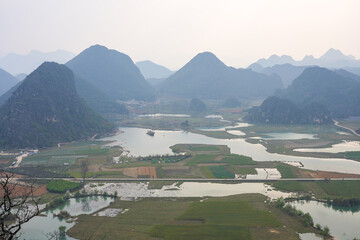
(223, 97, 241, 108)
(67, 44, 155, 101)
(46, 180, 81, 193)
(245, 96, 332, 124)
(189, 98, 207, 113)
(159, 52, 282, 99)
(0, 62, 115, 148)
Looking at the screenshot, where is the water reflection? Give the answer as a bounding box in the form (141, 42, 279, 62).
(291, 200, 360, 240)
(20, 196, 114, 240)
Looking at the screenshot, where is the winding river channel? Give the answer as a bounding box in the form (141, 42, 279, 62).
(102, 127, 360, 174)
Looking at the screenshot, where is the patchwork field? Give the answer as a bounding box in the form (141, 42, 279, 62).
(67, 194, 319, 240)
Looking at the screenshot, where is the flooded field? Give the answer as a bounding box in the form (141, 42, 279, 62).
(19, 196, 114, 240)
(84, 182, 292, 200)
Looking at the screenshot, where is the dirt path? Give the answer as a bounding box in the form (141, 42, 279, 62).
(334, 120, 360, 137)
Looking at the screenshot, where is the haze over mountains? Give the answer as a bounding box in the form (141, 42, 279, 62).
(159, 52, 283, 100)
(136, 60, 174, 86)
(246, 66, 360, 124)
(66, 45, 156, 102)
(254, 48, 360, 69)
(0, 50, 75, 75)
(136, 60, 174, 79)
(0, 68, 19, 96)
(0, 62, 115, 149)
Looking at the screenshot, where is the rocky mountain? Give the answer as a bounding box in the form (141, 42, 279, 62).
(334, 69, 360, 82)
(136, 60, 174, 79)
(0, 73, 128, 115)
(159, 52, 282, 100)
(254, 48, 360, 69)
(245, 97, 332, 125)
(276, 67, 360, 118)
(0, 62, 115, 149)
(66, 45, 155, 101)
(0, 69, 19, 96)
(0, 50, 75, 75)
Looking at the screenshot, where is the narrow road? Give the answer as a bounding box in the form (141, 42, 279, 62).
(11, 177, 360, 183)
(334, 120, 360, 137)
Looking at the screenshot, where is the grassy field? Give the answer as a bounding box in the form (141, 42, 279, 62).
(22, 141, 121, 166)
(273, 180, 360, 199)
(208, 166, 234, 179)
(188, 145, 220, 152)
(67, 194, 317, 240)
(344, 151, 360, 160)
(276, 164, 296, 178)
(186, 154, 256, 166)
(226, 165, 257, 175)
(46, 179, 82, 193)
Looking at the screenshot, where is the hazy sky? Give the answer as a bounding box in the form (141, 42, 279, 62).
(1, 0, 360, 69)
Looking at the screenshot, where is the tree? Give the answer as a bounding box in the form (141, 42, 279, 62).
(79, 158, 90, 182)
(189, 98, 207, 113)
(322, 226, 330, 236)
(0, 171, 39, 240)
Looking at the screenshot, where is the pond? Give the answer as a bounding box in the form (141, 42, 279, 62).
(291, 200, 360, 240)
(19, 196, 114, 240)
(102, 127, 360, 174)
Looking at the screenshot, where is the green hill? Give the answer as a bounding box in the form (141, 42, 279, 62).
(276, 67, 360, 118)
(245, 97, 332, 125)
(66, 45, 155, 101)
(0, 62, 115, 149)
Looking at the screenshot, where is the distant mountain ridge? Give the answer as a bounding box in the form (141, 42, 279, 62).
(254, 48, 360, 69)
(0, 50, 75, 75)
(136, 60, 174, 79)
(0, 68, 19, 96)
(66, 45, 156, 101)
(159, 52, 282, 100)
(0, 62, 115, 149)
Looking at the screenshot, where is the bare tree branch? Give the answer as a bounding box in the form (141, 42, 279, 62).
(0, 171, 39, 240)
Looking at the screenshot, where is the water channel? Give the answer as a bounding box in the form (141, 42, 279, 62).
(102, 127, 360, 174)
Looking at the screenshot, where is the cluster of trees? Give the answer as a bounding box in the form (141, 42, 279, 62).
(189, 98, 207, 113)
(275, 198, 331, 237)
(223, 98, 241, 108)
(328, 198, 360, 207)
(275, 199, 314, 227)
